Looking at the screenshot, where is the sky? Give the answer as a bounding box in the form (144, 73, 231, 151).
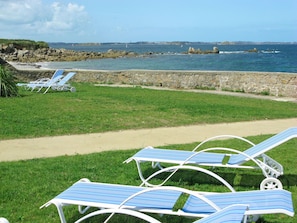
(0, 0, 296, 43)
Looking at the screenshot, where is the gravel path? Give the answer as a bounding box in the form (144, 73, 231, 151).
(1, 118, 296, 162)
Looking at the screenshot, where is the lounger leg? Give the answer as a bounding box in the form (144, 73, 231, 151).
(152, 162, 163, 169)
(55, 204, 67, 223)
(135, 161, 149, 185)
(43, 86, 52, 94)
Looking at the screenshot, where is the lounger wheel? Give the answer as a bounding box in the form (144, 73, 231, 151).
(0, 218, 10, 223)
(260, 177, 283, 190)
(70, 87, 76, 92)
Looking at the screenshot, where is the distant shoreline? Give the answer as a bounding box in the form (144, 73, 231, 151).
(8, 61, 297, 75)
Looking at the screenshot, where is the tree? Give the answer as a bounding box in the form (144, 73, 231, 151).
(0, 65, 19, 97)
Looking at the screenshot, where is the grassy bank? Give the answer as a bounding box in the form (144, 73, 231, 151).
(1, 83, 296, 139)
(0, 135, 296, 222)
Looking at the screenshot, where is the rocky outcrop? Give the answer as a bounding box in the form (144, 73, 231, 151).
(0, 44, 138, 63)
(187, 46, 219, 54)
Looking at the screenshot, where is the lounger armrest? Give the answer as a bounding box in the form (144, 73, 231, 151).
(117, 186, 221, 213)
(193, 135, 255, 152)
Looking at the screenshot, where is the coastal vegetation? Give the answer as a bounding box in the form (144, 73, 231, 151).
(0, 38, 48, 50)
(0, 65, 18, 97)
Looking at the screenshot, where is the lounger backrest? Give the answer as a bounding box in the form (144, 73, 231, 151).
(194, 204, 248, 223)
(49, 75, 64, 84)
(228, 127, 297, 165)
(182, 189, 294, 217)
(52, 69, 64, 79)
(56, 72, 76, 86)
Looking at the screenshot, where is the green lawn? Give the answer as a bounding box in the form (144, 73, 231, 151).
(0, 83, 296, 139)
(0, 83, 296, 222)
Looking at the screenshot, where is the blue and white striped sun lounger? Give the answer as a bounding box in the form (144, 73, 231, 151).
(40, 179, 294, 223)
(17, 69, 64, 89)
(26, 74, 64, 92)
(125, 127, 297, 189)
(43, 72, 76, 94)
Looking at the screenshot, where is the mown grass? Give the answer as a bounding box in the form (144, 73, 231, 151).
(0, 83, 297, 222)
(0, 83, 296, 139)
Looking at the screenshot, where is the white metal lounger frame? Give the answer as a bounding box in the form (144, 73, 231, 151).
(17, 69, 64, 89)
(75, 204, 249, 223)
(41, 179, 294, 223)
(125, 145, 284, 190)
(125, 127, 297, 189)
(28, 75, 64, 92)
(43, 72, 76, 94)
(136, 162, 236, 190)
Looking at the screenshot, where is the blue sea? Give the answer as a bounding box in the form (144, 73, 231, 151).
(43, 43, 297, 73)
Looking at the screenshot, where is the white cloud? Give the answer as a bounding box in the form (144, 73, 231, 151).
(0, 0, 89, 41)
(0, 0, 45, 24)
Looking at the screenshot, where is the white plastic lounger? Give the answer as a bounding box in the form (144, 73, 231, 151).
(125, 127, 297, 189)
(40, 179, 294, 223)
(43, 72, 76, 94)
(17, 69, 64, 89)
(26, 74, 64, 92)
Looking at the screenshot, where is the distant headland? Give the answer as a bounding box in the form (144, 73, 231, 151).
(1, 39, 296, 63)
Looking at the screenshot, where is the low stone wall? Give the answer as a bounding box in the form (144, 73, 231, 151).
(17, 69, 297, 98)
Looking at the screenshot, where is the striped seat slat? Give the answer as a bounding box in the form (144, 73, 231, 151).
(56, 182, 182, 209)
(194, 205, 247, 223)
(183, 190, 294, 216)
(133, 148, 225, 164)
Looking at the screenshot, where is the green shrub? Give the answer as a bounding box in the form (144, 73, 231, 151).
(0, 65, 19, 97)
(0, 38, 49, 50)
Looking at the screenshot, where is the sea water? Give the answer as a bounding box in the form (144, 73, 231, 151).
(42, 43, 297, 73)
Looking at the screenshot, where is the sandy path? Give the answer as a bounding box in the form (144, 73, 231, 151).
(1, 118, 296, 162)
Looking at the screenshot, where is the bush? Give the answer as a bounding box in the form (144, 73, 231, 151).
(0, 65, 19, 97)
(0, 38, 49, 50)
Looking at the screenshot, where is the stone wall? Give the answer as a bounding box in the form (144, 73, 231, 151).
(17, 69, 297, 98)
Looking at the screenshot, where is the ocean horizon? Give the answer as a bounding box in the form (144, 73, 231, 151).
(39, 43, 297, 73)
